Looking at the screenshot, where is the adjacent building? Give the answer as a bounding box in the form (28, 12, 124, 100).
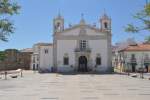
(31, 43, 52, 72)
(20, 48, 33, 70)
(0, 49, 33, 71)
(114, 42, 150, 72)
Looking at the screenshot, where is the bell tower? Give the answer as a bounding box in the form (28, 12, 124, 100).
(53, 13, 64, 33)
(100, 12, 111, 32)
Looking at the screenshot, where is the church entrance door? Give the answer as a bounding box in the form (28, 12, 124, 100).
(78, 56, 88, 72)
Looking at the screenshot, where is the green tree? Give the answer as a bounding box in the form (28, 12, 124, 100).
(125, 2, 150, 42)
(0, 0, 20, 42)
(0, 51, 6, 61)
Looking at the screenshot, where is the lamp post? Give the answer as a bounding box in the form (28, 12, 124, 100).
(127, 63, 130, 76)
(119, 54, 123, 74)
(0, 51, 7, 80)
(20, 69, 23, 77)
(4, 58, 8, 80)
(126, 56, 130, 76)
(20, 61, 23, 77)
(4, 62, 7, 80)
(140, 53, 144, 79)
(18, 60, 23, 77)
(123, 54, 127, 74)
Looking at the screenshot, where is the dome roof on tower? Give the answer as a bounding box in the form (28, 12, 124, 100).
(79, 18, 86, 25)
(79, 13, 86, 25)
(54, 13, 64, 20)
(101, 12, 110, 20)
(102, 13, 109, 19)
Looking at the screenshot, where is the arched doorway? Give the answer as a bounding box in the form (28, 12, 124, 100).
(78, 56, 88, 72)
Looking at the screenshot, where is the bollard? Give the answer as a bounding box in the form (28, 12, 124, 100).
(21, 69, 23, 77)
(4, 71, 7, 80)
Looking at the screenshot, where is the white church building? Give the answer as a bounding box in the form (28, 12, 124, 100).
(31, 13, 112, 73)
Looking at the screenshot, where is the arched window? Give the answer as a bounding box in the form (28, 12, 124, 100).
(44, 49, 48, 54)
(96, 57, 101, 65)
(64, 57, 69, 65)
(57, 22, 60, 26)
(96, 54, 101, 65)
(56, 22, 61, 30)
(104, 22, 108, 29)
(63, 53, 69, 65)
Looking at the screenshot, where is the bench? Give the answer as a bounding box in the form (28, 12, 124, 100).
(131, 74, 138, 78)
(0, 69, 22, 79)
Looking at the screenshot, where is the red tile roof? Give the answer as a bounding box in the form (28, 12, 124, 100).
(120, 43, 150, 51)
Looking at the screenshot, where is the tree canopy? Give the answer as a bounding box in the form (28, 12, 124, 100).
(125, 3, 150, 32)
(0, 51, 6, 61)
(0, 0, 20, 42)
(125, 3, 150, 42)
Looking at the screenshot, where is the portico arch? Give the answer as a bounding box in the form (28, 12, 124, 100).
(78, 56, 88, 72)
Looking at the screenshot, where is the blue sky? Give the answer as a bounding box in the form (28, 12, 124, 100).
(0, 0, 149, 50)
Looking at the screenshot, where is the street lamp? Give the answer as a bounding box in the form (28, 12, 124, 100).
(20, 69, 23, 77)
(123, 54, 127, 74)
(4, 58, 8, 80)
(127, 63, 130, 76)
(18, 60, 23, 77)
(0, 51, 7, 80)
(140, 53, 144, 79)
(125, 55, 130, 76)
(20, 61, 23, 77)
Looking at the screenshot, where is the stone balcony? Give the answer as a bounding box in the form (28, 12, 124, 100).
(144, 59, 150, 64)
(129, 59, 137, 64)
(74, 48, 91, 53)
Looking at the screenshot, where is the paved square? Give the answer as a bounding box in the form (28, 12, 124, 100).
(0, 71, 150, 100)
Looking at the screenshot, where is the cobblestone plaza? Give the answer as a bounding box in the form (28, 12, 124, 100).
(0, 71, 150, 100)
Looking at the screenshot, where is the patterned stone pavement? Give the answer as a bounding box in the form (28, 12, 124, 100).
(0, 71, 150, 100)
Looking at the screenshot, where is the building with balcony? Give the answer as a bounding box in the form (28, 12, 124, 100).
(114, 42, 150, 73)
(31, 13, 112, 73)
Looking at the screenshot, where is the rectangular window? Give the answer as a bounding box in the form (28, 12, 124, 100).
(80, 40, 87, 50)
(33, 57, 35, 63)
(64, 57, 69, 65)
(37, 58, 39, 61)
(36, 64, 39, 69)
(131, 54, 135, 59)
(96, 57, 101, 65)
(33, 64, 35, 70)
(44, 49, 48, 54)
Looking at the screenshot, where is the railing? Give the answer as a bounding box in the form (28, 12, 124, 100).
(74, 48, 91, 52)
(130, 59, 137, 64)
(144, 59, 150, 64)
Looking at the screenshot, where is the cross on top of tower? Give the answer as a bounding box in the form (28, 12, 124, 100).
(80, 13, 86, 25)
(102, 9, 109, 19)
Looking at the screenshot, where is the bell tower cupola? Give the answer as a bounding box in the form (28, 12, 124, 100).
(53, 13, 64, 33)
(100, 12, 111, 32)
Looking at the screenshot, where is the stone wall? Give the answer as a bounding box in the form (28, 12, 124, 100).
(0, 49, 32, 71)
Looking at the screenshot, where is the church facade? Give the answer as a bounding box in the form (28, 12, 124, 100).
(31, 13, 112, 73)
